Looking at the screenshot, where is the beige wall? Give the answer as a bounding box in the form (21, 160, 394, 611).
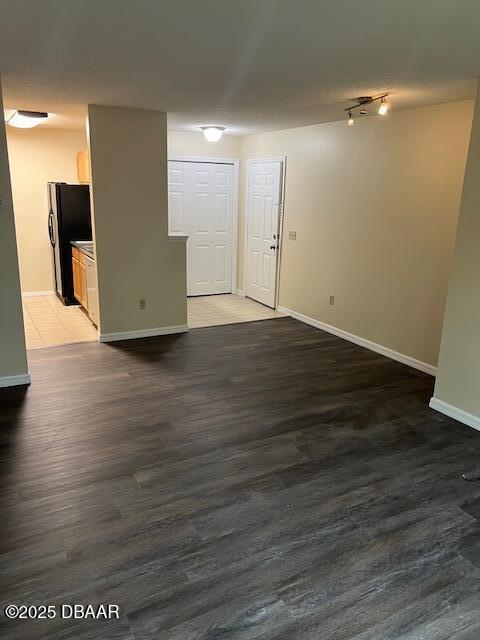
(6, 127, 87, 293)
(168, 130, 241, 159)
(240, 100, 474, 367)
(0, 80, 28, 382)
(88, 105, 186, 336)
(433, 86, 480, 417)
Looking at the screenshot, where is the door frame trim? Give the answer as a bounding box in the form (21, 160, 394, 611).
(243, 156, 287, 309)
(168, 155, 240, 295)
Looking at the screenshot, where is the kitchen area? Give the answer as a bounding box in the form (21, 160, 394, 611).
(49, 181, 98, 324)
(22, 180, 99, 349)
(5, 115, 101, 349)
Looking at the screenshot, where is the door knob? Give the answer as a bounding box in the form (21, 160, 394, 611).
(270, 245, 276, 250)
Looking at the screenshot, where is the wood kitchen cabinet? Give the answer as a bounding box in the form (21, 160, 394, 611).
(72, 247, 88, 309)
(76, 149, 90, 184)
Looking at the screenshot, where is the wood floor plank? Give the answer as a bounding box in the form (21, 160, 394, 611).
(1, 317, 479, 639)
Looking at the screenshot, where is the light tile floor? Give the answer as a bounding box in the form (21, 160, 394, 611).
(188, 294, 285, 328)
(23, 295, 98, 349)
(23, 293, 283, 350)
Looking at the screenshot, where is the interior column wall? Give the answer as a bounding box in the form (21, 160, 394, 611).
(87, 105, 187, 337)
(0, 79, 29, 385)
(432, 83, 480, 421)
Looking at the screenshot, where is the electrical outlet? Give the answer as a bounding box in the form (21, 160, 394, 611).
(139, 299, 146, 310)
(329, 295, 335, 306)
(289, 230, 296, 240)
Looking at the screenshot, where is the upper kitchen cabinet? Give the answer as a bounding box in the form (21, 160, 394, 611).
(76, 149, 90, 184)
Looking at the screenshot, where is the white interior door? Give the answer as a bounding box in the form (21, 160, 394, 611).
(168, 161, 188, 235)
(246, 160, 283, 308)
(168, 161, 234, 296)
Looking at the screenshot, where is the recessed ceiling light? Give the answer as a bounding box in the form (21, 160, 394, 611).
(200, 126, 226, 142)
(7, 110, 49, 128)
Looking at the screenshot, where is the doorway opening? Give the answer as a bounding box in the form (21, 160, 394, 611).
(168, 155, 287, 330)
(5, 116, 98, 349)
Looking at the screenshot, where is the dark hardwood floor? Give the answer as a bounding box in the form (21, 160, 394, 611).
(1, 317, 480, 639)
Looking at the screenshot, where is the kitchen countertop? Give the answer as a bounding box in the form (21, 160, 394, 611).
(71, 240, 95, 259)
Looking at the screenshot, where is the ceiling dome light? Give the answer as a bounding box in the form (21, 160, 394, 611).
(200, 126, 226, 142)
(7, 110, 49, 128)
(378, 98, 388, 116)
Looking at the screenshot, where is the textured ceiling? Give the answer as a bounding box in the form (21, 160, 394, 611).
(1, 0, 479, 133)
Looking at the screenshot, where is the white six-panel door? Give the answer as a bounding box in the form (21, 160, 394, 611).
(168, 161, 188, 235)
(168, 161, 234, 296)
(246, 160, 282, 308)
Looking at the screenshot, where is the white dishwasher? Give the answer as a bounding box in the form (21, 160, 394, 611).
(85, 255, 99, 326)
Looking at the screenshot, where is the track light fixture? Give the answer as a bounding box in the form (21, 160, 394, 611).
(344, 94, 389, 126)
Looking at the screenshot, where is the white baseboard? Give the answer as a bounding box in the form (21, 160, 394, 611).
(0, 373, 31, 388)
(278, 305, 437, 376)
(235, 289, 246, 297)
(99, 324, 188, 343)
(22, 290, 54, 298)
(429, 397, 480, 432)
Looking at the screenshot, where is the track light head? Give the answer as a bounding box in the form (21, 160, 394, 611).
(378, 97, 388, 115)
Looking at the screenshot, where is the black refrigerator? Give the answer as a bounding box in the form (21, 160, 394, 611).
(48, 183, 92, 305)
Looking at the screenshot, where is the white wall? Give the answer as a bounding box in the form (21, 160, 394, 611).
(168, 130, 241, 159)
(240, 100, 474, 367)
(6, 127, 87, 293)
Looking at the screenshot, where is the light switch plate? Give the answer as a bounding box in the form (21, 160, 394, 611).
(289, 230, 296, 240)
